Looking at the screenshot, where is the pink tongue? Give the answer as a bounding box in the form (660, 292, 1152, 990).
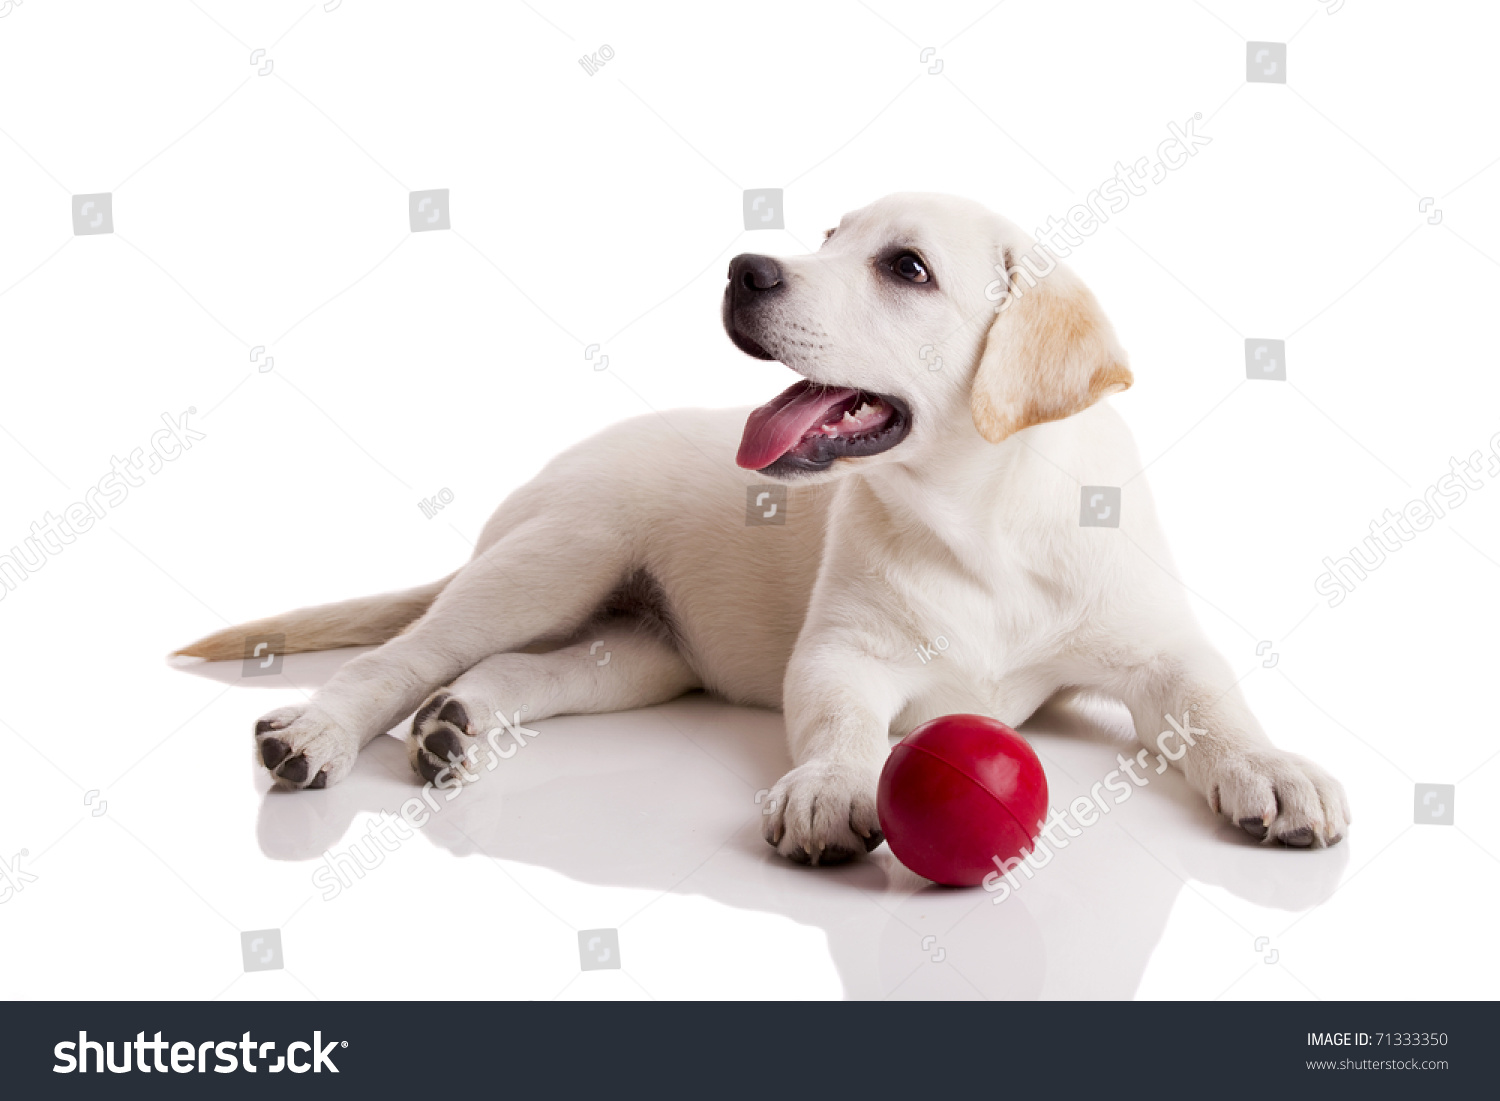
(737, 382, 859, 470)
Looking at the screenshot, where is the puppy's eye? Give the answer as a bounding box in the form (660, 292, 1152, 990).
(892, 251, 929, 283)
(823, 228, 836, 240)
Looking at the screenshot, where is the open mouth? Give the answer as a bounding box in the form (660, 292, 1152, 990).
(736, 380, 911, 475)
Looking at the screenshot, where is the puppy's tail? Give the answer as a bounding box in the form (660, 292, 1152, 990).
(169, 573, 457, 663)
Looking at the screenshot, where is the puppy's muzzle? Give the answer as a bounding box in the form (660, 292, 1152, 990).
(723, 253, 783, 360)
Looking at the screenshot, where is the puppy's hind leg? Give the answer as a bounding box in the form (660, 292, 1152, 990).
(407, 621, 699, 780)
(255, 517, 635, 789)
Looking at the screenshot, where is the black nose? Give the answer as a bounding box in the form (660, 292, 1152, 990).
(728, 254, 782, 294)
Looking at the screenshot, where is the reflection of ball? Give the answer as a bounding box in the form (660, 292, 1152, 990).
(876, 714, 1049, 887)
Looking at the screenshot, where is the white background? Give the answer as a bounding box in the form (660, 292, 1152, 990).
(1, 0, 1497, 1000)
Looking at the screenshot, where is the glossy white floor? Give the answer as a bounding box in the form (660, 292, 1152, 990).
(1, 623, 1495, 1001)
(3, 2, 1499, 1001)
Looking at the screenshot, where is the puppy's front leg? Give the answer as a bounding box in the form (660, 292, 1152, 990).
(763, 641, 909, 865)
(1118, 652, 1350, 848)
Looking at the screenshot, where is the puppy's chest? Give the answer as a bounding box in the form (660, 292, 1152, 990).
(897, 554, 1079, 675)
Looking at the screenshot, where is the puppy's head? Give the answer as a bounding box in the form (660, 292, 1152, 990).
(723, 192, 1131, 480)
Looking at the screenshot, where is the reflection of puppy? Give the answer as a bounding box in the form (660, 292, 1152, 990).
(177, 192, 1348, 862)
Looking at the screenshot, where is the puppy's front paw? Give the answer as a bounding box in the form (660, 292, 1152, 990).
(763, 760, 883, 866)
(253, 705, 357, 790)
(1203, 749, 1349, 848)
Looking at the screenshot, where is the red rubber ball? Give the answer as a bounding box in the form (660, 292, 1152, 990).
(877, 714, 1049, 887)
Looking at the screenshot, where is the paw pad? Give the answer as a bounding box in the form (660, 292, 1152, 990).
(409, 690, 475, 784)
(277, 754, 310, 784)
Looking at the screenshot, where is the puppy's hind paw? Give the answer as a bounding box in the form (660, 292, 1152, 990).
(407, 690, 480, 783)
(253, 705, 355, 790)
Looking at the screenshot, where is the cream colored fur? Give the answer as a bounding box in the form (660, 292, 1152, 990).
(176, 193, 1349, 859)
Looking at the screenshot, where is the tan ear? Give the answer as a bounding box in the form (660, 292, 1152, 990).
(970, 257, 1133, 443)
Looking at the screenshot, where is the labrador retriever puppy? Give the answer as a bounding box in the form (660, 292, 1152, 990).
(175, 193, 1349, 858)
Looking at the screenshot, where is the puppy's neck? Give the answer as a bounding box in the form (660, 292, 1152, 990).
(857, 427, 1031, 579)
